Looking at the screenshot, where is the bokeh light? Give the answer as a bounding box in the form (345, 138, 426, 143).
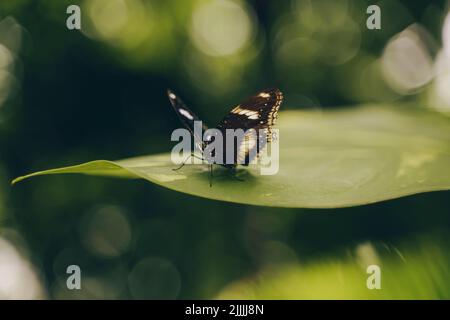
(88, 0, 133, 41)
(274, 0, 360, 67)
(82, 0, 177, 68)
(0, 17, 21, 109)
(52, 262, 129, 299)
(428, 11, 450, 113)
(80, 205, 132, 258)
(0, 235, 46, 299)
(381, 24, 434, 95)
(1, 0, 450, 301)
(0, 44, 12, 69)
(128, 257, 181, 299)
(338, 55, 400, 103)
(183, 0, 260, 96)
(189, 0, 255, 57)
(429, 50, 450, 113)
(355, 242, 380, 269)
(0, 16, 22, 52)
(443, 10, 450, 58)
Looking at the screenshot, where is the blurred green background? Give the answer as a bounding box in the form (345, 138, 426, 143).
(0, 0, 450, 299)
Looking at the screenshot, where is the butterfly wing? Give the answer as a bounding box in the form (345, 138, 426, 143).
(167, 89, 208, 151)
(216, 88, 283, 165)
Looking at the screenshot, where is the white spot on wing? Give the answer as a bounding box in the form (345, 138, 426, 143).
(259, 92, 271, 98)
(179, 108, 194, 120)
(233, 107, 260, 119)
(231, 106, 243, 114)
(169, 92, 176, 99)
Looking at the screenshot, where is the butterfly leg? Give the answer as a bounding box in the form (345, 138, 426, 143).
(172, 153, 204, 171)
(209, 164, 213, 187)
(229, 167, 245, 182)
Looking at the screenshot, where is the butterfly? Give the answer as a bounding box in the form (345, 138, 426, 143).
(167, 88, 283, 185)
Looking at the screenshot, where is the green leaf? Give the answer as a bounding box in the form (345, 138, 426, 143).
(12, 104, 450, 208)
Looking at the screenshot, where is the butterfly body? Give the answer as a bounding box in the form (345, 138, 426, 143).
(167, 88, 283, 170)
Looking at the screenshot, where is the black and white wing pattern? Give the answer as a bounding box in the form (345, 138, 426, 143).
(217, 88, 283, 165)
(167, 89, 208, 150)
